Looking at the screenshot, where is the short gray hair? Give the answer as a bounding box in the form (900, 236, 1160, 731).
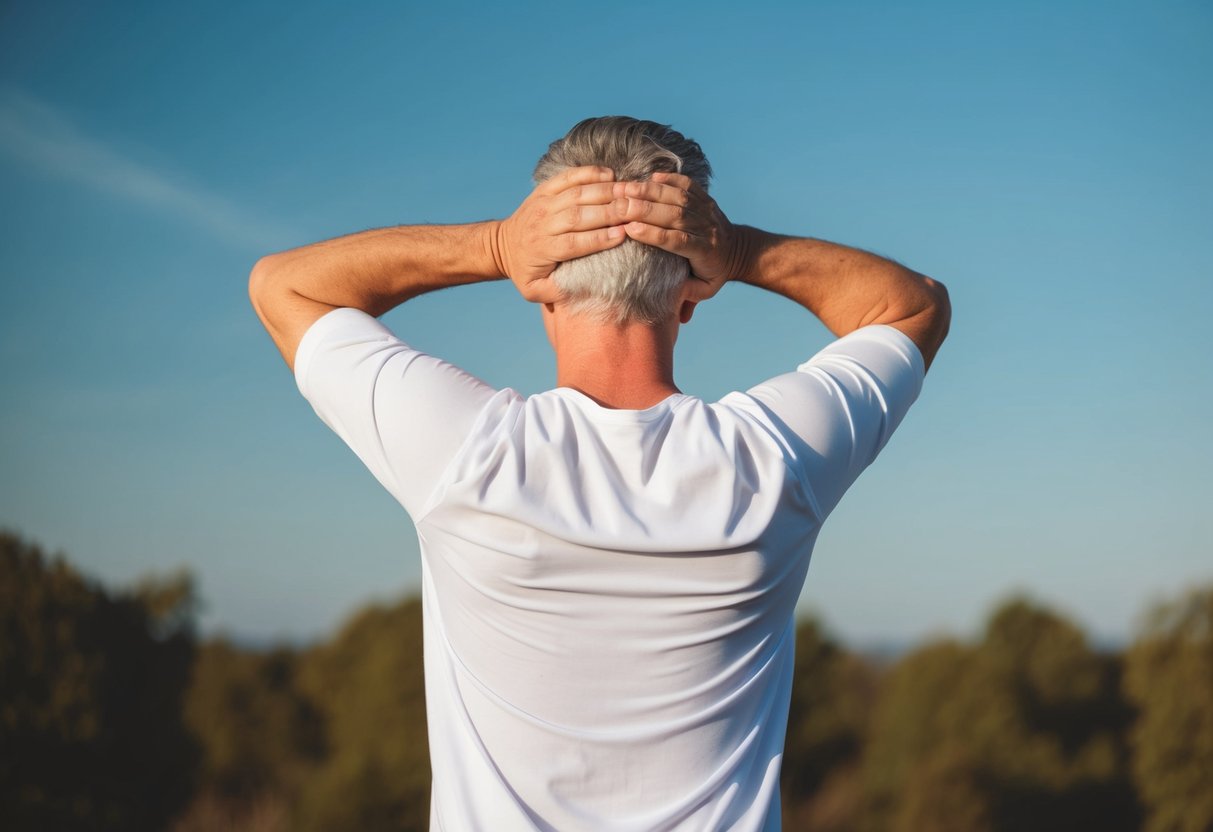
(533, 116, 712, 324)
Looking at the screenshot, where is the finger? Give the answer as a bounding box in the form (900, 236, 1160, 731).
(516, 276, 564, 305)
(542, 184, 621, 232)
(549, 190, 692, 233)
(547, 181, 619, 212)
(683, 275, 718, 304)
(621, 221, 697, 254)
(649, 171, 697, 192)
(534, 165, 615, 197)
(616, 179, 691, 208)
(650, 171, 713, 204)
(550, 225, 628, 260)
(550, 201, 625, 232)
(613, 197, 692, 230)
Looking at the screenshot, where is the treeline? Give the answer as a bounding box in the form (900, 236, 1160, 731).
(1, 529, 1210, 831)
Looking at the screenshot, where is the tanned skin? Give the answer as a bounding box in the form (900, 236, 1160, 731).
(250, 166, 950, 409)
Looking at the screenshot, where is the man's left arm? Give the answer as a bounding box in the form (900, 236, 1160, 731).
(248, 165, 629, 370)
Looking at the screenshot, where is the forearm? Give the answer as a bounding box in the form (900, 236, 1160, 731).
(249, 167, 626, 372)
(250, 221, 506, 317)
(614, 171, 951, 369)
(732, 225, 950, 366)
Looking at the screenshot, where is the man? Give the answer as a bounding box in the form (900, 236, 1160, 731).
(249, 116, 950, 831)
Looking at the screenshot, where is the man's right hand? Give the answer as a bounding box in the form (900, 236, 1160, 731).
(494, 166, 628, 304)
(613, 172, 749, 301)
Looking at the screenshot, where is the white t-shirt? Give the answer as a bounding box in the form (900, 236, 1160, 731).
(294, 307, 925, 831)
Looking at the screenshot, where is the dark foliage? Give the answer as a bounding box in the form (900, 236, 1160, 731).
(0, 529, 199, 832)
(3, 528, 1210, 832)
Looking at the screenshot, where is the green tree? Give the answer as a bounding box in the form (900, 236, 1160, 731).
(859, 595, 1139, 832)
(782, 613, 876, 830)
(0, 529, 199, 831)
(294, 596, 430, 832)
(859, 638, 985, 831)
(892, 741, 993, 832)
(1124, 584, 1213, 832)
(183, 640, 326, 802)
(977, 598, 1138, 830)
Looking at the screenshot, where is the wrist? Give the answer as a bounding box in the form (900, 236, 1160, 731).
(726, 225, 761, 284)
(483, 219, 509, 279)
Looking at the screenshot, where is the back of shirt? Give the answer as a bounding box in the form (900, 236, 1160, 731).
(294, 309, 926, 831)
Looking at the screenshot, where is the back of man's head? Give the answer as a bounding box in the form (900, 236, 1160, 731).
(533, 116, 712, 325)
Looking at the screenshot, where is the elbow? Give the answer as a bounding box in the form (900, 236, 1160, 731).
(917, 276, 951, 369)
(926, 277, 951, 343)
(248, 255, 272, 298)
(921, 280, 950, 339)
(247, 255, 281, 315)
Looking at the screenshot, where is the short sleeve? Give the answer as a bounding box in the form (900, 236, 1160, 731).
(294, 307, 500, 518)
(741, 324, 926, 520)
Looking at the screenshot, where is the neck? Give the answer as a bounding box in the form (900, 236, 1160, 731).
(551, 310, 680, 410)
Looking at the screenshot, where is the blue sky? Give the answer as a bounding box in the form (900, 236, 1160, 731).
(1, 0, 1209, 648)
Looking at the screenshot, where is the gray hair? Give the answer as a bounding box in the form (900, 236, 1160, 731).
(533, 116, 712, 325)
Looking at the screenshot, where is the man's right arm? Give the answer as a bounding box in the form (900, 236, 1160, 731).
(615, 173, 951, 371)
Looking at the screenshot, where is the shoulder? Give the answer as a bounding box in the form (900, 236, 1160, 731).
(725, 324, 929, 520)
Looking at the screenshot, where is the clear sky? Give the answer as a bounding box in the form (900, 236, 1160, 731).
(1, 0, 1209, 649)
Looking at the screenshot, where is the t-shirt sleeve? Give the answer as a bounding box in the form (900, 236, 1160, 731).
(293, 307, 500, 518)
(741, 324, 926, 520)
